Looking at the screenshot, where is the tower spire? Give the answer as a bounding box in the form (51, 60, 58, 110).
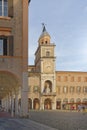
(38, 24, 51, 46)
(42, 23, 46, 32)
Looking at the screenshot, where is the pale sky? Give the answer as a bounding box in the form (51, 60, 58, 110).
(28, 0, 87, 71)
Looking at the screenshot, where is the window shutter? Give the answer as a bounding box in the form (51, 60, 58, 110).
(3, 38, 7, 55)
(9, 36, 14, 56)
(8, 0, 13, 17)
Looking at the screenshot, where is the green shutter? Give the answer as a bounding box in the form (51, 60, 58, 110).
(9, 36, 14, 56)
(8, 0, 13, 17)
(3, 38, 7, 55)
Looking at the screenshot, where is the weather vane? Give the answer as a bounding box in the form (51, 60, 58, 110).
(41, 23, 47, 32)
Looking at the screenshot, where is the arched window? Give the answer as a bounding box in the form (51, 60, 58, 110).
(63, 86, 68, 93)
(70, 86, 74, 93)
(77, 86, 81, 93)
(83, 86, 87, 93)
(45, 41, 48, 44)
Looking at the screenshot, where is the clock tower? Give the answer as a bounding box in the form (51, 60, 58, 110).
(35, 24, 56, 110)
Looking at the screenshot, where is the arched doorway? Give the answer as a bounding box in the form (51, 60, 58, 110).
(62, 98, 68, 110)
(28, 98, 32, 110)
(76, 98, 81, 109)
(43, 80, 52, 93)
(33, 98, 40, 110)
(56, 98, 61, 109)
(44, 98, 52, 110)
(69, 98, 75, 110)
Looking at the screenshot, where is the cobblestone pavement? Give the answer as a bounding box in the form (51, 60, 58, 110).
(29, 110, 87, 130)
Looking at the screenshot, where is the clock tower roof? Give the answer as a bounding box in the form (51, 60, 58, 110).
(40, 24, 50, 38)
(38, 24, 51, 45)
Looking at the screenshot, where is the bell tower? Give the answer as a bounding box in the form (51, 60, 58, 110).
(35, 24, 56, 110)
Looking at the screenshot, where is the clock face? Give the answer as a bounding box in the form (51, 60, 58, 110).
(44, 61, 52, 72)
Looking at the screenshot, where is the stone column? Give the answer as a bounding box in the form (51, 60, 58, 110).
(32, 99, 33, 109)
(52, 97, 56, 110)
(20, 72, 28, 117)
(15, 92, 19, 116)
(6, 96, 9, 112)
(11, 92, 14, 117)
(61, 100, 63, 110)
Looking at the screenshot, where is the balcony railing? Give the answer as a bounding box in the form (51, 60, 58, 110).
(41, 92, 56, 96)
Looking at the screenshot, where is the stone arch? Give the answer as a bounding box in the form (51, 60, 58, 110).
(28, 98, 32, 110)
(33, 98, 40, 110)
(76, 98, 81, 109)
(43, 80, 52, 93)
(63, 98, 68, 103)
(0, 71, 20, 99)
(70, 98, 74, 103)
(76, 98, 81, 103)
(44, 98, 52, 110)
(62, 98, 68, 110)
(83, 98, 87, 103)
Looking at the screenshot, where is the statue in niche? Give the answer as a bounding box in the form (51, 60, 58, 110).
(46, 83, 50, 93)
(43, 81, 52, 93)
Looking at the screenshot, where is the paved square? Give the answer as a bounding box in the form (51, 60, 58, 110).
(0, 111, 87, 130)
(29, 110, 87, 130)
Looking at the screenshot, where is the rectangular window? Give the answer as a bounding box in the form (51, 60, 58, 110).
(84, 77, 87, 82)
(0, 39, 3, 55)
(78, 77, 81, 82)
(0, 0, 13, 17)
(4, 0, 8, 16)
(70, 76, 74, 82)
(64, 76, 68, 82)
(0, 37, 7, 55)
(83, 86, 87, 93)
(77, 86, 81, 93)
(46, 51, 50, 57)
(63, 86, 68, 93)
(0, 0, 8, 16)
(57, 86, 60, 94)
(70, 86, 74, 93)
(0, 36, 14, 56)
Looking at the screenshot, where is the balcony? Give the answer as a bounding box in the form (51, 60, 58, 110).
(41, 92, 56, 96)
